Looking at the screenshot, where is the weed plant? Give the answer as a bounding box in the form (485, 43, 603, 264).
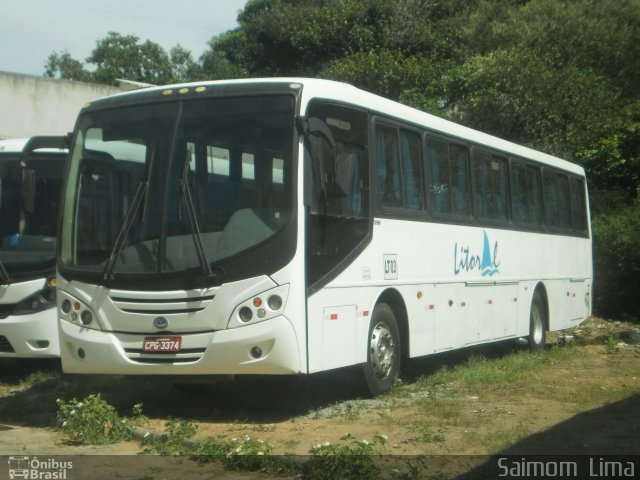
(56, 393, 146, 444)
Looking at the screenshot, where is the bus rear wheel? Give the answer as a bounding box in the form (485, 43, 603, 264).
(362, 303, 400, 396)
(528, 292, 546, 351)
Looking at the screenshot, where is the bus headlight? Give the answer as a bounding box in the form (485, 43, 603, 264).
(12, 278, 57, 315)
(80, 310, 93, 325)
(268, 295, 283, 310)
(61, 299, 72, 314)
(228, 284, 289, 329)
(239, 307, 253, 323)
(58, 292, 99, 329)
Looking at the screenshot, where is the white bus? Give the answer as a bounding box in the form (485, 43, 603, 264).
(57, 79, 591, 395)
(0, 137, 67, 358)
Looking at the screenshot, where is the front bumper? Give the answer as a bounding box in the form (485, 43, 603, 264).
(59, 315, 302, 375)
(0, 309, 59, 358)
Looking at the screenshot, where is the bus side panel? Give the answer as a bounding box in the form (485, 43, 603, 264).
(465, 283, 518, 345)
(305, 220, 592, 373)
(306, 288, 371, 373)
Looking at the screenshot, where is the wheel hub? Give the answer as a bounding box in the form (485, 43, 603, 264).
(369, 321, 395, 379)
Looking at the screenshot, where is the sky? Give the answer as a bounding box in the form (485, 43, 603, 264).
(0, 0, 248, 76)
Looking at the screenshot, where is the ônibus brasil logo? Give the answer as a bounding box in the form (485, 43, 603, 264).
(8, 456, 73, 479)
(454, 230, 500, 277)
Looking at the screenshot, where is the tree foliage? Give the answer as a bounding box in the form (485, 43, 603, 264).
(44, 0, 640, 317)
(45, 32, 201, 86)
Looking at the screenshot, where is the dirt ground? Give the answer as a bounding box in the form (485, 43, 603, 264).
(1, 316, 639, 478)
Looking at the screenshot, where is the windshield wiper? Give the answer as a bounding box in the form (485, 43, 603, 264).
(0, 256, 10, 284)
(103, 181, 149, 280)
(180, 162, 215, 279)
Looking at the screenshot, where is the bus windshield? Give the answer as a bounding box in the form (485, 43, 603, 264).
(0, 155, 62, 280)
(61, 94, 295, 284)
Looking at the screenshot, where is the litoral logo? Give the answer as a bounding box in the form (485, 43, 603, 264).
(454, 230, 501, 277)
(153, 316, 169, 329)
(8, 456, 73, 479)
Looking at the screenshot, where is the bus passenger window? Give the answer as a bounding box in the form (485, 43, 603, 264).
(527, 166, 544, 226)
(557, 174, 572, 228)
(399, 131, 423, 210)
(472, 151, 508, 222)
(376, 126, 402, 208)
(543, 170, 560, 228)
(427, 138, 450, 214)
(569, 176, 587, 233)
(450, 144, 470, 216)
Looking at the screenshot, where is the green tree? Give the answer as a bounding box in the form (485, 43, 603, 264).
(199, 31, 249, 80)
(464, 0, 640, 99)
(169, 45, 202, 83)
(42, 0, 640, 318)
(592, 203, 640, 319)
(442, 48, 622, 160)
(88, 32, 173, 85)
(44, 51, 92, 82)
(45, 32, 200, 85)
(209, 0, 470, 80)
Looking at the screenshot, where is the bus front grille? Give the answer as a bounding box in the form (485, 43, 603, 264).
(123, 347, 206, 364)
(109, 291, 216, 315)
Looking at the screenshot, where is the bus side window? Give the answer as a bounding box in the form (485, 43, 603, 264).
(543, 170, 560, 228)
(557, 174, 572, 229)
(511, 161, 528, 223)
(399, 130, 423, 211)
(376, 126, 402, 208)
(334, 150, 363, 216)
(375, 125, 423, 212)
(472, 149, 491, 219)
(527, 165, 544, 226)
(427, 137, 450, 214)
(472, 150, 508, 222)
(491, 156, 509, 221)
(569, 176, 587, 233)
(450, 144, 470, 216)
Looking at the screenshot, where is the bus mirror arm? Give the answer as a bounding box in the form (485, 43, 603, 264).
(296, 116, 336, 149)
(298, 116, 337, 214)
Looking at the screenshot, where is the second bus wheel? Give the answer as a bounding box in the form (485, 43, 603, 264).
(362, 303, 401, 396)
(528, 291, 547, 351)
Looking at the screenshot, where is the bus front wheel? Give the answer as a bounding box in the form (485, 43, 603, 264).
(362, 303, 401, 396)
(528, 292, 547, 351)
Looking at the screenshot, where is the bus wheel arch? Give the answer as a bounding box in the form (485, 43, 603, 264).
(376, 289, 409, 358)
(361, 289, 406, 396)
(528, 283, 549, 351)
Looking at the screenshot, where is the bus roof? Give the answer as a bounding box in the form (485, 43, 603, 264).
(0, 138, 32, 152)
(80, 77, 585, 176)
(0, 137, 67, 155)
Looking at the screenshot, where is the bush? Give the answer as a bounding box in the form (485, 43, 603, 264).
(57, 394, 146, 444)
(304, 433, 388, 480)
(592, 204, 640, 319)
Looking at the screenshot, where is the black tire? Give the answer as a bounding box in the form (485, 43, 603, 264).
(362, 303, 401, 396)
(528, 292, 547, 351)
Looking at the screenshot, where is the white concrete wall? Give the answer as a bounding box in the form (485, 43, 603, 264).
(0, 71, 131, 139)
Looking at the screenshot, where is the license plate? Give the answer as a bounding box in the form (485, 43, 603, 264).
(142, 336, 182, 352)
